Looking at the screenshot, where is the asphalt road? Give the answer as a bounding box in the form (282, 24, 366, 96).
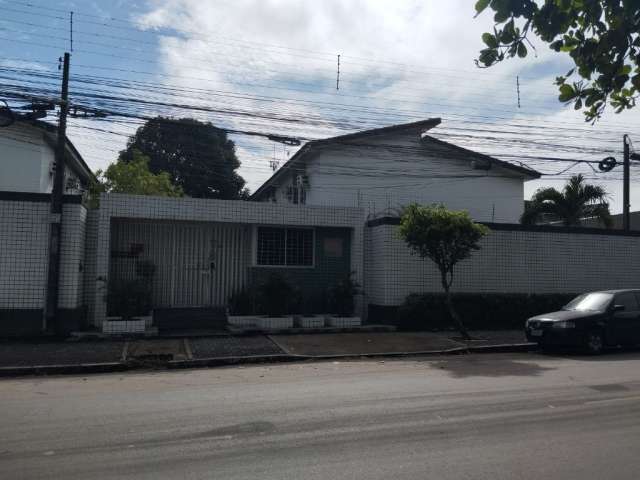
(2, 352, 640, 479)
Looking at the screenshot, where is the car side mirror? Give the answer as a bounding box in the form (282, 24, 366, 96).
(613, 304, 625, 312)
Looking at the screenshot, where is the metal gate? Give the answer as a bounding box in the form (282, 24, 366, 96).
(109, 219, 250, 309)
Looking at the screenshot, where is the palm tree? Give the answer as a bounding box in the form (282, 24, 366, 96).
(521, 174, 612, 227)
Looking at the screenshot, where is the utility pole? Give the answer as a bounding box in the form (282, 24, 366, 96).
(623, 135, 630, 231)
(44, 52, 70, 331)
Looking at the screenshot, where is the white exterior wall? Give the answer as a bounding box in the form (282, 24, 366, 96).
(0, 124, 84, 194)
(367, 222, 640, 306)
(0, 199, 50, 311)
(0, 125, 53, 193)
(58, 203, 87, 309)
(83, 209, 99, 323)
(90, 194, 365, 327)
(0, 197, 86, 329)
(270, 133, 527, 223)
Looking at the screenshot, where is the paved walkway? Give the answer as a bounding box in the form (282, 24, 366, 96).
(268, 330, 529, 356)
(0, 331, 531, 373)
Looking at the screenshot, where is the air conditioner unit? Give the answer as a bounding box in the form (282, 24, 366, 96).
(470, 159, 491, 170)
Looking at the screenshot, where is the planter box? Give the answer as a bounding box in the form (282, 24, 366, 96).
(258, 317, 294, 330)
(102, 317, 146, 334)
(228, 315, 261, 328)
(295, 316, 325, 328)
(326, 316, 362, 328)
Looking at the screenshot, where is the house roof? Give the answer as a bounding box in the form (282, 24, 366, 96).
(421, 134, 541, 179)
(18, 119, 96, 184)
(251, 118, 541, 200)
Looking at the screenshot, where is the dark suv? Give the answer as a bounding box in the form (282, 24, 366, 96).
(525, 289, 640, 354)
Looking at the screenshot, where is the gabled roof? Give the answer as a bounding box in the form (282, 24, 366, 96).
(251, 119, 443, 200)
(421, 134, 541, 179)
(251, 118, 540, 200)
(17, 119, 96, 184)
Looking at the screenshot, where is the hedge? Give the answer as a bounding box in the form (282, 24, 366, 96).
(384, 292, 579, 331)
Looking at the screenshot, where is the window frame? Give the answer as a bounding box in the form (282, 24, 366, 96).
(254, 225, 315, 268)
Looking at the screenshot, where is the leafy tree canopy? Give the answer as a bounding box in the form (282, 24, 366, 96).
(521, 174, 612, 226)
(91, 149, 183, 205)
(120, 117, 248, 199)
(475, 0, 640, 121)
(398, 204, 490, 339)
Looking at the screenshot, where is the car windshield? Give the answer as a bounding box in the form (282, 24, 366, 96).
(563, 293, 613, 312)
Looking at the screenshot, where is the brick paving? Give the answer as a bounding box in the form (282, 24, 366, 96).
(189, 336, 284, 359)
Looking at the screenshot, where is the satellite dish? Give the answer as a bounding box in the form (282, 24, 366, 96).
(0, 100, 15, 128)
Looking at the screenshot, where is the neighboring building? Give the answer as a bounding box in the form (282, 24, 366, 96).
(251, 119, 541, 223)
(0, 120, 94, 194)
(580, 212, 640, 230)
(0, 119, 94, 336)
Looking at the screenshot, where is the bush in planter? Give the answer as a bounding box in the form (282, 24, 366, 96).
(327, 273, 361, 316)
(136, 259, 156, 280)
(106, 279, 153, 320)
(107, 258, 156, 320)
(228, 285, 258, 316)
(257, 274, 295, 317)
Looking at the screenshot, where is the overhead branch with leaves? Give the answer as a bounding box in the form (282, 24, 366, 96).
(475, 0, 640, 121)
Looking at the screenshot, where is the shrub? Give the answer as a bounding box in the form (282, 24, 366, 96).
(258, 274, 294, 317)
(228, 286, 258, 315)
(106, 258, 156, 319)
(395, 292, 578, 331)
(327, 273, 361, 316)
(107, 279, 153, 319)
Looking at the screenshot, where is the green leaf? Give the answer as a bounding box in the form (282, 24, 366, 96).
(474, 0, 490, 15)
(550, 40, 563, 52)
(482, 32, 498, 48)
(574, 98, 583, 110)
(517, 42, 527, 58)
(619, 65, 632, 75)
(558, 84, 576, 102)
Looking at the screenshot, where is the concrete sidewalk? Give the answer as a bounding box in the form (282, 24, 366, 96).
(268, 330, 531, 356)
(0, 330, 534, 376)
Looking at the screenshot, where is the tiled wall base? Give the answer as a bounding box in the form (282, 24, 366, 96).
(326, 316, 362, 327)
(102, 318, 146, 334)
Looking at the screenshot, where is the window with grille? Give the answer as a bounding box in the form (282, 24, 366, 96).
(257, 227, 313, 266)
(286, 185, 306, 204)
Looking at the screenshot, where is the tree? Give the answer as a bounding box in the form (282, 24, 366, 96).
(90, 149, 183, 204)
(120, 117, 248, 199)
(398, 204, 490, 339)
(521, 174, 612, 226)
(475, 0, 640, 121)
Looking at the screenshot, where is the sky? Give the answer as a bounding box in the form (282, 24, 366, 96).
(2, 0, 640, 215)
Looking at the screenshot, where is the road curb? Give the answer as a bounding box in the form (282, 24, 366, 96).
(0, 362, 129, 377)
(167, 354, 305, 369)
(0, 343, 538, 377)
(167, 342, 538, 370)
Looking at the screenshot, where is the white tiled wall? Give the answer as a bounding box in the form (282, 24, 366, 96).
(0, 200, 50, 310)
(0, 198, 87, 329)
(366, 223, 640, 305)
(58, 203, 87, 309)
(82, 209, 99, 324)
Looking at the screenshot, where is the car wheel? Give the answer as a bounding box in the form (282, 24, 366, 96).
(584, 330, 604, 355)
